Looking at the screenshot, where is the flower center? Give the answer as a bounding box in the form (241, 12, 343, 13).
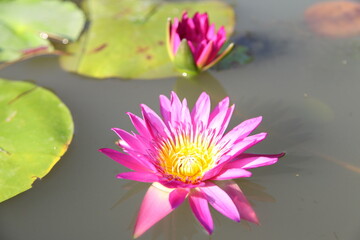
(157, 133, 219, 184)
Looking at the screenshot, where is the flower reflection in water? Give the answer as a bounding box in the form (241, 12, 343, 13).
(112, 179, 276, 239)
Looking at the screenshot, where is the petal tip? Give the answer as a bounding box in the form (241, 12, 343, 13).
(98, 148, 105, 153)
(279, 152, 286, 158)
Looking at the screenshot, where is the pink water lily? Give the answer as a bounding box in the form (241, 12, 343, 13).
(99, 92, 284, 238)
(167, 12, 234, 75)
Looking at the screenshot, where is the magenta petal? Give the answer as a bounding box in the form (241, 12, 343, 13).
(196, 40, 214, 68)
(133, 185, 177, 238)
(194, 12, 209, 36)
(141, 104, 169, 139)
(200, 182, 240, 222)
(169, 188, 189, 208)
(159, 94, 172, 126)
(223, 132, 268, 160)
(180, 98, 192, 126)
(112, 128, 147, 153)
(172, 33, 181, 54)
(193, 40, 206, 61)
(99, 148, 149, 172)
(211, 168, 252, 180)
(207, 23, 216, 40)
(220, 180, 259, 224)
(117, 172, 159, 183)
(170, 91, 183, 126)
(227, 152, 285, 169)
(188, 190, 213, 234)
(171, 18, 180, 54)
(127, 112, 151, 139)
(214, 26, 226, 50)
(208, 96, 230, 134)
(202, 163, 224, 181)
(220, 116, 263, 146)
(217, 104, 235, 136)
(191, 92, 210, 128)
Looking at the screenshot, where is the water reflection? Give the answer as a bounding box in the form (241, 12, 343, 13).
(112, 179, 276, 239)
(312, 151, 360, 174)
(173, 72, 228, 107)
(231, 32, 289, 62)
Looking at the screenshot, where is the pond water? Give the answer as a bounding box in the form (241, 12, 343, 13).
(1, 0, 360, 239)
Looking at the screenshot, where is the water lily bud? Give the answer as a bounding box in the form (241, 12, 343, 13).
(167, 12, 234, 76)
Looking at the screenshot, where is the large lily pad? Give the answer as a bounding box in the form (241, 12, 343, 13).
(0, 0, 85, 63)
(60, 0, 235, 79)
(0, 78, 74, 203)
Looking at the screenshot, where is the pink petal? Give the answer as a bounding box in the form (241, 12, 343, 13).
(217, 104, 235, 137)
(226, 152, 285, 169)
(193, 40, 207, 61)
(191, 92, 210, 128)
(220, 116, 263, 147)
(206, 23, 216, 40)
(98, 148, 149, 172)
(208, 96, 230, 134)
(184, 17, 196, 40)
(117, 172, 159, 182)
(160, 93, 191, 129)
(220, 180, 259, 224)
(194, 12, 209, 36)
(112, 128, 147, 153)
(127, 112, 151, 139)
(211, 168, 252, 180)
(218, 133, 268, 167)
(169, 188, 189, 208)
(159, 94, 171, 126)
(133, 185, 178, 238)
(170, 91, 186, 127)
(159, 179, 206, 189)
(141, 104, 169, 139)
(208, 27, 226, 65)
(171, 18, 180, 54)
(225, 132, 268, 157)
(196, 40, 214, 68)
(202, 163, 225, 181)
(181, 12, 189, 22)
(215, 26, 226, 49)
(189, 189, 213, 234)
(204, 136, 272, 180)
(172, 33, 181, 54)
(180, 98, 191, 127)
(200, 182, 240, 222)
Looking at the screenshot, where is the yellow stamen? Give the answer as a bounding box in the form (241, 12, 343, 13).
(157, 133, 219, 183)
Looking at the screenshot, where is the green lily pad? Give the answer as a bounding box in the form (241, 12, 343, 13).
(0, 0, 85, 63)
(0, 78, 74, 203)
(60, 0, 235, 79)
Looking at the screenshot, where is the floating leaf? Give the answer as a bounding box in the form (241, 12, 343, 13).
(0, 0, 85, 63)
(0, 78, 74, 203)
(60, 0, 235, 79)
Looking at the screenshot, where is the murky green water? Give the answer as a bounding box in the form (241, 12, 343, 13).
(1, 0, 360, 239)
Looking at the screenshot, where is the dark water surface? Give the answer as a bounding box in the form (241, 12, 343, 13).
(1, 0, 360, 239)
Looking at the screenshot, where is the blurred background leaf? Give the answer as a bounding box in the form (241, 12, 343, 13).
(0, 0, 85, 63)
(60, 0, 235, 80)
